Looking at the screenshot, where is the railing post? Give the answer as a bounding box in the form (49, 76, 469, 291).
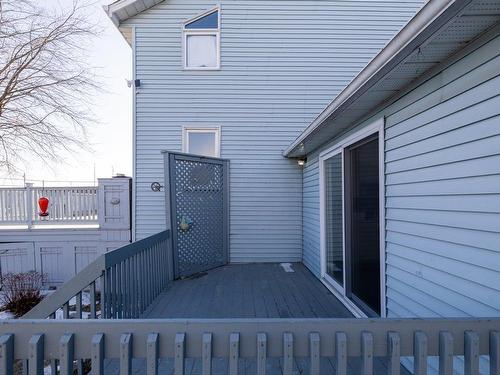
(229, 333, 240, 375)
(0, 334, 14, 375)
(28, 334, 44, 375)
(439, 331, 453, 375)
(147, 333, 159, 375)
(120, 333, 132, 375)
(91, 333, 104, 375)
(491, 331, 500, 375)
(464, 331, 479, 375)
(257, 333, 267, 375)
(309, 332, 320, 375)
(361, 331, 373, 375)
(283, 332, 294, 375)
(174, 333, 185, 375)
(335, 332, 347, 375)
(387, 332, 400, 375)
(414, 331, 428, 375)
(59, 333, 74, 375)
(25, 183, 33, 228)
(202, 333, 212, 375)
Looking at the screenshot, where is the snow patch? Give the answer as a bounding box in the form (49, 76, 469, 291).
(280, 263, 294, 273)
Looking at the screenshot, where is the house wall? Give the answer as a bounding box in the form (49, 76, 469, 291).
(303, 30, 500, 316)
(124, 0, 423, 262)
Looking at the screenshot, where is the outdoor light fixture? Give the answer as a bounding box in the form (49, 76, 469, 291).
(297, 158, 307, 166)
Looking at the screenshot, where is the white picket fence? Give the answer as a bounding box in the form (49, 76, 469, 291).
(0, 184, 98, 225)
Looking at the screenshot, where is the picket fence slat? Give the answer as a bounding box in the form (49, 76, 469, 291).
(0, 320, 499, 375)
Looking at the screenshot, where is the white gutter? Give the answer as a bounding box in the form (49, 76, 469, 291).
(283, 0, 472, 158)
(103, 0, 126, 26)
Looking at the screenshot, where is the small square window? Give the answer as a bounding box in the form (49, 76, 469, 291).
(183, 127, 220, 157)
(183, 8, 220, 70)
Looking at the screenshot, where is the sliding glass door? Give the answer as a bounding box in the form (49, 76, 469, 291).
(322, 130, 381, 317)
(345, 135, 380, 316)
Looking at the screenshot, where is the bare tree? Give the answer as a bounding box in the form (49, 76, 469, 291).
(0, 0, 100, 171)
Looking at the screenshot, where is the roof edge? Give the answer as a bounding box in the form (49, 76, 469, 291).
(283, 0, 472, 158)
(105, 0, 165, 26)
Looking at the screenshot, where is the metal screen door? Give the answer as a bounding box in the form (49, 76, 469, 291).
(164, 152, 229, 278)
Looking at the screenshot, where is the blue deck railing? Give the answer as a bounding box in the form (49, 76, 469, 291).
(23, 230, 172, 319)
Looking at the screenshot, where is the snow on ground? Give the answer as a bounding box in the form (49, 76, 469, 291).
(0, 310, 14, 319)
(0, 290, 96, 319)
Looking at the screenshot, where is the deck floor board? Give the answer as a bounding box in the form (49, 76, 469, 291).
(144, 263, 352, 319)
(125, 263, 414, 373)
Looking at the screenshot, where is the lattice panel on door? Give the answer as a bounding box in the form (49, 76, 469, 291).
(173, 157, 226, 277)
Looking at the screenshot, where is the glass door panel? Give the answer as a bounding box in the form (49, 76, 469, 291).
(324, 153, 344, 287)
(346, 136, 380, 316)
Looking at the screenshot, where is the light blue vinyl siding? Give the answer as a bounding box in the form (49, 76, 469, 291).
(384, 33, 500, 318)
(303, 30, 500, 317)
(125, 0, 423, 261)
(302, 151, 321, 276)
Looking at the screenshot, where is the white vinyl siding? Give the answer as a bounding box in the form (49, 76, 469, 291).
(125, 0, 423, 262)
(303, 31, 500, 317)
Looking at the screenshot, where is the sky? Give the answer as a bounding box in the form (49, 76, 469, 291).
(0, 0, 132, 187)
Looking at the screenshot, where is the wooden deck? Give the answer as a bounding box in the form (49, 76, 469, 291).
(143, 262, 352, 319)
(100, 263, 414, 374)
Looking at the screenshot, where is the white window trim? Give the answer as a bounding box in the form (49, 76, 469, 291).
(182, 126, 221, 157)
(182, 7, 221, 70)
(318, 117, 386, 318)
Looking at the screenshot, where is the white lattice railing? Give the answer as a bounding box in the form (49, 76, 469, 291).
(0, 184, 98, 226)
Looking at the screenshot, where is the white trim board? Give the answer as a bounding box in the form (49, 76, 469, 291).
(131, 26, 137, 242)
(182, 126, 221, 157)
(318, 117, 386, 318)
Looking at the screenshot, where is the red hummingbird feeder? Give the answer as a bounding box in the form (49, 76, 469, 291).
(38, 197, 49, 217)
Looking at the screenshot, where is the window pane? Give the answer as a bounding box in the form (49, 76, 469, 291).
(185, 11, 218, 29)
(188, 131, 216, 157)
(348, 137, 380, 315)
(186, 35, 217, 68)
(325, 153, 343, 286)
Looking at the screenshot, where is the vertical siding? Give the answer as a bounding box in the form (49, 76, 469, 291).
(126, 0, 423, 261)
(303, 31, 500, 318)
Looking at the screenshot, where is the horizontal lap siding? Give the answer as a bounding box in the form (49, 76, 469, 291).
(303, 151, 321, 277)
(127, 0, 422, 261)
(384, 34, 500, 318)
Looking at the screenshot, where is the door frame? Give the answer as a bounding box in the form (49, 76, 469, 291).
(319, 117, 386, 317)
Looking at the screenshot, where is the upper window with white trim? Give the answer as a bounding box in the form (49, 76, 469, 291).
(183, 8, 220, 70)
(183, 127, 220, 157)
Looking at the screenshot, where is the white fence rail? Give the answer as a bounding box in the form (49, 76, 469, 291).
(0, 184, 98, 225)
(0, 188, 27, 223)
